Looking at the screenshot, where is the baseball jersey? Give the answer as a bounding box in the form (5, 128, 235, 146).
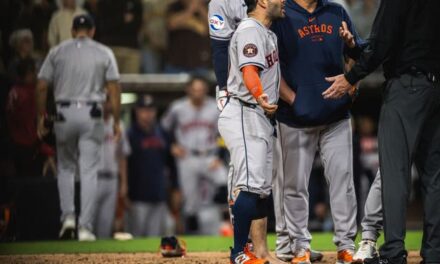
(99, 118, 131, 174)
(208, 0, 247, 41)
(161, 97, 219, 152)
(271, 0, 363, 127)
(227, 18, 280, 104)
(38, 37, 119, 102)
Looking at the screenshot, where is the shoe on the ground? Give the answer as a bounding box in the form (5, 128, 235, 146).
(276, 249, 322, 263)
(310, 249, 323, 262)
(353, 240, 378, 263)
(230, 246, 269, 264)
(336, 249, 354, 264)
(364, 251, 407, 264)
(291, 248, 311, 264)
(160, 236, 186, 257)
(78, 227, 96, 242)
(59, 215, 75, 240)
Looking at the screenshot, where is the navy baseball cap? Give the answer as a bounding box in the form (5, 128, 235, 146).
(135, 94, 156, 108)
(72, 14, 95, 30)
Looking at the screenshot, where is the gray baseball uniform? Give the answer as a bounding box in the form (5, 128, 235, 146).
(208, 0, 247, 41)
(361, 169, 382, 242)
(273, 119, 357, 253)
(94, 118, 130, 239)
(218, 17, 280, 200)
(161, 97, 227, 217)
(38, 37, 119, 232)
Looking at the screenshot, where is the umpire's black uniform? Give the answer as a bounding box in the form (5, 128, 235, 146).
(344, 0, 440, 263)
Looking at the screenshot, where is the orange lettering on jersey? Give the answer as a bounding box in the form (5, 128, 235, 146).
(314, 24, 320, 33)
(327, 25, 333, 34)
(297, 23, 334, 39)
(303, 26, 310, 35)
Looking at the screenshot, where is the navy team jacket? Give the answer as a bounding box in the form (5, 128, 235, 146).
(272, 0, 363, 127)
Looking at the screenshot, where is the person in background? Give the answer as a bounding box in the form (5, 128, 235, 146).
(165, 0, 211, 74)
(8, 29, 38, 81)
(98, 0, 143, 73)
(48, 0, 87, 47)
(126, 95, 173, 237)
(93, 97, 130, 239)
(161, 76, 227, 235)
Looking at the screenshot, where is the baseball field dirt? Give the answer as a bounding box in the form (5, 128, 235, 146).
(0, 251, 422, 264)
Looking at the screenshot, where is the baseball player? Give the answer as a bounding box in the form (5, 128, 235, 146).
(161, 76, 227, 234)
(36, 14, 121, 241)
(93, 98, 130, 239)
(217, 0, 285, 263)
(209, 0, 323, 262)
(270, 0, 363, 263)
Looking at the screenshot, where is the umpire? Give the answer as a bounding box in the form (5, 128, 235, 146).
(322, 0, 440, 263)
(36, 15, 121, 241)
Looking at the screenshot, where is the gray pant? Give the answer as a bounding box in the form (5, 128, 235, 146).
(55, 104, 104, 231)
(127, 201, 167, 237)
(361, 170, 382, 242)
(273, 118, 357, 253)
(177, 154, 227, 216)
(93, 173, 118, 239)
(378, 74, 440, 261)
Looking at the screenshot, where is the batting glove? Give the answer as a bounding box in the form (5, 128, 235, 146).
(216, 86, 229, 111)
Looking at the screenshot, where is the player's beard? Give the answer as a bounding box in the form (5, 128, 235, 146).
(268, 0, 285, 20)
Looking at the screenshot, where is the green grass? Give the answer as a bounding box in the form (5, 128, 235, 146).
(0, 231, 423, 255)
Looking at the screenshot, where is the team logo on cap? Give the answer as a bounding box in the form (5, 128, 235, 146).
(209, 14, 225, 31)
(243, 44, 258, 57)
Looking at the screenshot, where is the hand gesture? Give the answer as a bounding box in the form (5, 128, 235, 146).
(339, 21, 355, 48)
(256, 93, 278, 115)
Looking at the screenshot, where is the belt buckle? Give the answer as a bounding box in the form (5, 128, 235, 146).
(73, 101, 83, 108)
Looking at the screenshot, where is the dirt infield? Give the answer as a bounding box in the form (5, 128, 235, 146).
(0, 251, 422, 264)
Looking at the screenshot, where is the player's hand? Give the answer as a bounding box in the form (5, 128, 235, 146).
(216, 86, 229, 111)
(322, 74, 353, 99)
(256, 93, 278, 115)
(171, 143, 186, 158)
(113, 123, 121, 142)
(339, 21, 355, 48)
(37, 115, 49, 139)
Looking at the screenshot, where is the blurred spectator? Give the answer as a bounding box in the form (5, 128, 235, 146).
(6, 58, 52, 178)
(126, 95, 173, 237)
(93, 98, 131, 239)
(14, 0, 57, 55)
(98, 0, 143, 73)
(358, 116, 379, 182)
(8, 29, 38, 81)
(165, 0, 211, 74)
(83, 0, 99, 39)
(161, 77, 227, 234)
(48, 0, 87, 47)
(349, 0, 379, 39)
(139, 0, 173, 73)
(0, 0, 22, 66)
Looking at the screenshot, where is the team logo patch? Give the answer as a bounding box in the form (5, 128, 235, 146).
(209, 14, 225, 31)
(243, 44, 258, 57)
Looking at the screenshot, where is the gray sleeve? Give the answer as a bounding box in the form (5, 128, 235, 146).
(119, 123, 131, 157)
(38, 49, 55, 82)
(236, 27, 266, 70)
(160, 103, 177, 133)
(105, 49, 120, 81)
(208, 0, 238, 40)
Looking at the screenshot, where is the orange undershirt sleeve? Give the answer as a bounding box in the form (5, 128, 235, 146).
(242, 65, 263, 99)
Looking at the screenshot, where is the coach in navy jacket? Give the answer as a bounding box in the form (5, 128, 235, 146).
(270, 0, 364, 262)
